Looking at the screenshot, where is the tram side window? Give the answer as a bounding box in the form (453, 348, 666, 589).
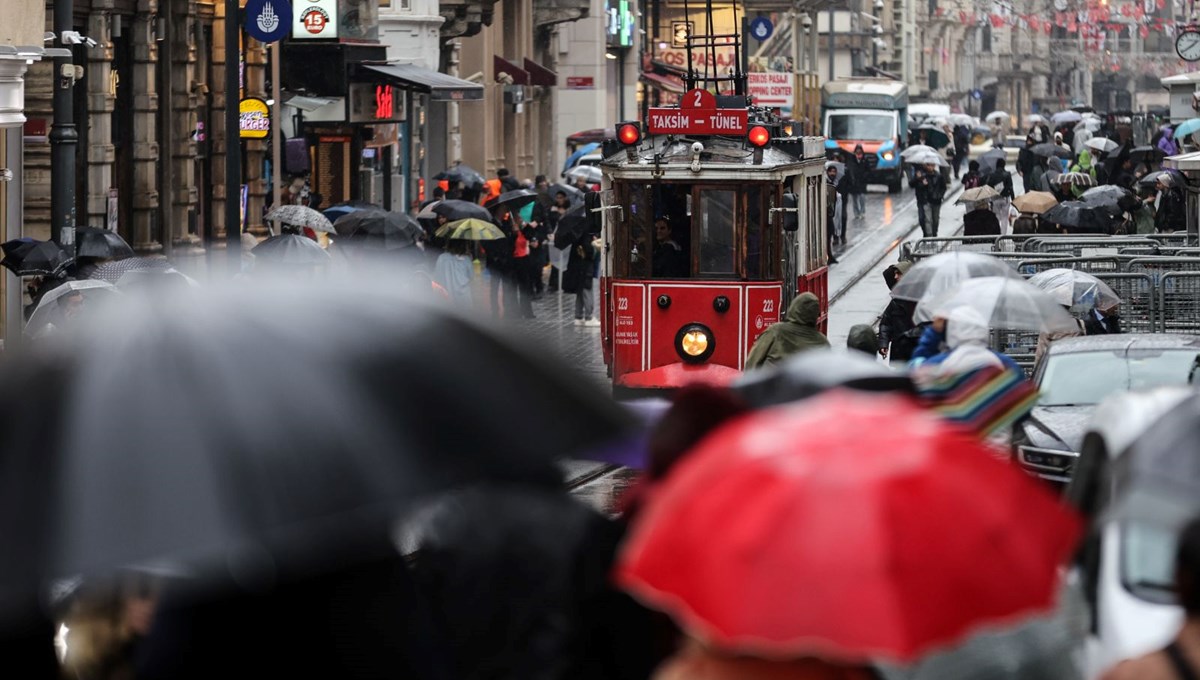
(652, 184, 691, 278)
(698, 190, 736, 276)
(745, 186, 763, 279)
(622, 184, 652, 278)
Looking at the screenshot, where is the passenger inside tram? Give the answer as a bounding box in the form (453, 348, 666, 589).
(653, 217, 689, 278)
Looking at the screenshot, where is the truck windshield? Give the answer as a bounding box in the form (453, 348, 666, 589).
(828, 114, 894, 141)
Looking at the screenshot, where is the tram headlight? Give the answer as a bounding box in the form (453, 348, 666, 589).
(881, 151, 895, 161)
(675, 323, 715, 363)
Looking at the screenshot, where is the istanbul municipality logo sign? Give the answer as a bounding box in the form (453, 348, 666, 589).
(244, 0, 291, 43)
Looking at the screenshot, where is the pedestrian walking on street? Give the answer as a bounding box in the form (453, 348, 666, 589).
(961, 160, 984, 190)
(952, 124, 971, 179)
(1155, 172, 1188, 233)
(835, 153, 853, 240)
(878, 262, 919, 363)
(963, 201, 1001, 236)
(434, 239, 474, 308)
(913, 163, 947, 237)
(564, 230, 600, 326)
(744, 292, 830, 370)
(512, 214, 537, 319)
(846, 145, 868, 219)
(847, 324, 878, 356)
(986, 158, 1015, 230)
(485, 206, 517, 319)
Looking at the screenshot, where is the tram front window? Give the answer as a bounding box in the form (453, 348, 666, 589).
(698, 190, 736, 276)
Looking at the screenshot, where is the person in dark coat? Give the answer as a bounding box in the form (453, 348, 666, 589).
(952, 125, 971, 179)
(845, 145, 869, 220)
(962, 202, 1002, 236)
(564, 229, 599, 325)
(878, 261, 920, 363)
(651, 217, 688, 278)
(847, 324, 879, 356)
(835, 152, 854, 242)
(485, 207, 517, 318)
(1155, 173, 1188, 233)
(523, 214, 550, 300)
(497, 167, 521, 193)
(986, 158, 1015, 231)
(1017, 135, 1037, 180)
(912, 163, 947, 237)
(961, 160, 984, 189)
(1083, 304, 1122, 335)
(825, 164, 840, 263)
(744, 292, 830, 369)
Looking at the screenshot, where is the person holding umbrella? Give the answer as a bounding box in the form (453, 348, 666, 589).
(985, 158, 1015, 231)
(1155, 172, 1188, 233)
(912, 162, 947, 237)
(484, 205, 517, 319)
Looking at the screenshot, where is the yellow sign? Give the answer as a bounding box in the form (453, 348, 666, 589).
(239, 97, 270, 139)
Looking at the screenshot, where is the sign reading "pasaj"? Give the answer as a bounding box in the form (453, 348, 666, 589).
(647, 88, 748, 135)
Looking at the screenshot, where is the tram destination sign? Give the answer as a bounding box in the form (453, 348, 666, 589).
(647, 88, 748, 135)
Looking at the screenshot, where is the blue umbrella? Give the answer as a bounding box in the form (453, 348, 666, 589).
(322, 201, 376, 224)
(1173, 117, 1200, 139)
(561, 142, 600, 175)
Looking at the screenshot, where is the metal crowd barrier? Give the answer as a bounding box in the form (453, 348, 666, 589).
(900, 236, 998, 261)
(1015, 257, 1122, 276)
(1147, 231, 1193, 246)
(1158, 272, 1200, 335)
(1093, 272, 1157, 333)
(1025, 237, 1159, 256)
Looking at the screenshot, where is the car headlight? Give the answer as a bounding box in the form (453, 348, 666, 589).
(1017, 445, 1078, 472)
(881, 151, 894, 161)
(675, 323, 715, 363)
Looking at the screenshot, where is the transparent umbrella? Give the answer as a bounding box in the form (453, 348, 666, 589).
(890, 251, 1024, 303)
(1027, 268, 1122, 313)
(915, 276, 1081, 332)
(901, 144, 940, 159)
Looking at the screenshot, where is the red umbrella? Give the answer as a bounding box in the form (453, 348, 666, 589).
(615, 391, 1081, 663)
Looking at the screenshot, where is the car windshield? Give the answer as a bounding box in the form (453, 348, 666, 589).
(827, 114, 894, 141)
(1121, 521, 1179, 604)
(1038, 349, 1199, 406)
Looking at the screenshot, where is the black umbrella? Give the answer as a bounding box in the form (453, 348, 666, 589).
(1080, 185, 1141, 214)
(0, 239, 71, 277)
(251, 233, 333, 266)
(979, 148, 1007, 173)
(1039, 200, 1118, 234)
(1030, 143, 1071, 159)
(333, 210, 423, 249)
(1129, 145, 1166, 165)
(432, 199, 492, 222)
(484, 189, 538, 212)
(434, 164, 486, 189)
(546, 183, 584, 205)
(0, 276, 635, 614)
(732, 349, 915, 409)
(75, 227, 135, 260)
(552, 204, 591, 249)
(914, 125, 950, 148)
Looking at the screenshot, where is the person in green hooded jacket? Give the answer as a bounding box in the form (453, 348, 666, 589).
(744, 292, 830, 370)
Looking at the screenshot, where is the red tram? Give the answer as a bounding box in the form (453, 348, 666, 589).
(596, 90, 829, 394)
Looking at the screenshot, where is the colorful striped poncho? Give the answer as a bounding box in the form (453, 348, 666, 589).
(913, 364, 1040, 438)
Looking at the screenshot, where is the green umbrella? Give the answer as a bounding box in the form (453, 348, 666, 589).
(435, 218, 506, 241)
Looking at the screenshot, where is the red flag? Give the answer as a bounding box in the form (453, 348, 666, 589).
(1157, 0, 1166, 9)
(1140, 24, 1149, 37)
(991, 13, 1005, 27)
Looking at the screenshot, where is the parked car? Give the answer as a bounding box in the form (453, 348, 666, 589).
(1012, 334, 1200, 485)
(1062, 386, 1194, 679)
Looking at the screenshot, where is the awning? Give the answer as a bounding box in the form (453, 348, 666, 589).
(493, 56, 530, 85)
(524, 58, 557, 87)
(640, 72, 685, 94)
(359, 64, 483, 102)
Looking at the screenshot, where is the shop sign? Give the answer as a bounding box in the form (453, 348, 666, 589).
(293, 0, 338, 39)
(239, 97, 271, 139)
(349, 83, 405, 123)
(566, 76, 595, 89)
(747, 72, 793, 109)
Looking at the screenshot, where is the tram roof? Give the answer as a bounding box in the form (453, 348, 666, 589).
(599, 135, 824, 180)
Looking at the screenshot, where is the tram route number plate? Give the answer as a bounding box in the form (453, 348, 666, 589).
(647, 108, 748, 135)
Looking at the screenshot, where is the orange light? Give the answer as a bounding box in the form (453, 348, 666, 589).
(617, 123, 641, 146)
(748, 125, 770, 148)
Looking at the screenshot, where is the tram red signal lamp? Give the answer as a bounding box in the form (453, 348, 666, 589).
(616, 122, 642, 146)
(747, 125, 771, 148)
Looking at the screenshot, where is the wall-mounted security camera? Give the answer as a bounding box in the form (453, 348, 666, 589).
(60, 31, 98, 48)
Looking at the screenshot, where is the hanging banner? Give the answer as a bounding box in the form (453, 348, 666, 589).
(747, 58, 793, 110)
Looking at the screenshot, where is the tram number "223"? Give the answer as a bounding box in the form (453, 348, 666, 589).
(617, 297, 630, 311)
(761, 299, 775, 314)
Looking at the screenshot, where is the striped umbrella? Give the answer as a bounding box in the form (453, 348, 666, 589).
(913, 363, 1039, 438)
(1055, 172, 1096, 188)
